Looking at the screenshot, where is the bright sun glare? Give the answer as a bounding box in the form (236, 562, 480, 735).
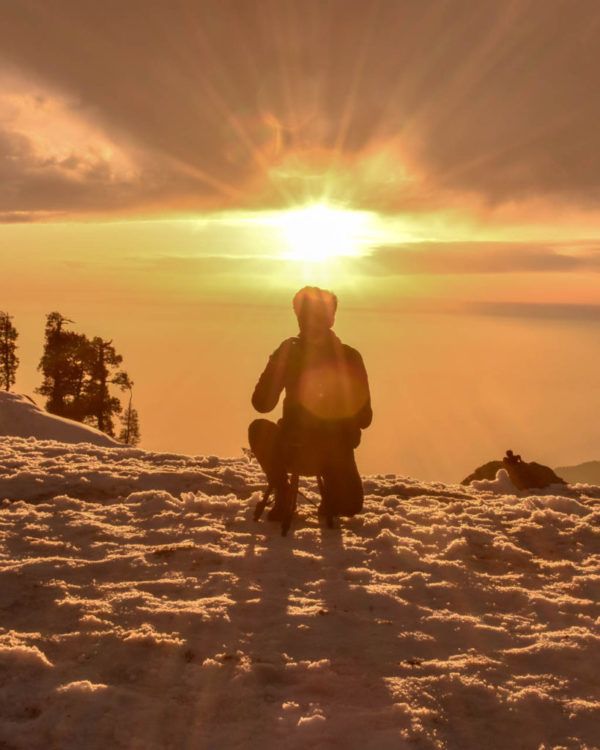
(278, 204, 373, 262)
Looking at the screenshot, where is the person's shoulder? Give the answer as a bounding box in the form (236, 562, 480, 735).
(271, 336, 300, 357)
(340, 341, 365, 362)
(278, 336, 300, 349)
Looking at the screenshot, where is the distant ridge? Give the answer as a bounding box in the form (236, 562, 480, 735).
(555, 461, 600, 485)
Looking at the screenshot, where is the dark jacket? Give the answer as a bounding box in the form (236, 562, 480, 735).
(252, 331, 372, 448)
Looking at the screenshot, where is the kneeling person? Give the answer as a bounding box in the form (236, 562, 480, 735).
(248, 286, 372, 520)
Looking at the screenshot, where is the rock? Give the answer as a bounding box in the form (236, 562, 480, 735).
(463, 451, 566, 489)
(461, 461, 504, 485)
(503, 460, 566, 490)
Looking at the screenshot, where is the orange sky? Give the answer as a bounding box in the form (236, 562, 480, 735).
(1, 1, 600, 479)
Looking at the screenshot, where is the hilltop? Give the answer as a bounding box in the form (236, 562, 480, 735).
(0, 391, 120, 448)
(555, 460, 600, 486)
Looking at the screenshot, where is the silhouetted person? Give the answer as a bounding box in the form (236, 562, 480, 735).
(503, 449, 522, 465)
(249, 286, 372, 520)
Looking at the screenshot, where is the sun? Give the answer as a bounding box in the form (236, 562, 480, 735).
(277, 204, 374, 262)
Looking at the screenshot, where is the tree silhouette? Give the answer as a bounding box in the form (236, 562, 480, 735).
(37, 314, 136, 438)
(118, 386, 141, 446)
(37, 313, 90, 417)
(82, 337, 132, 437)
(0, 312, 19, 391)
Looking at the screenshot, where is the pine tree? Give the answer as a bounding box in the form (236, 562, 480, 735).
(82, 337, 132, 436)
(37, 314, 137, 438)
(118, 387, 141, 446)
(0, 312, 19, 391)
(37, 313, 90, 417)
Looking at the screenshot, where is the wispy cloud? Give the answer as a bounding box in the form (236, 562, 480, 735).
(365, 242, 600, 275)
(463, 301, 600, 321)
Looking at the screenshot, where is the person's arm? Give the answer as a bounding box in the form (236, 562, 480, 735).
(354, 350, 373, 429)
(344, 347, 372, 429)
(251, 339, 294, 413)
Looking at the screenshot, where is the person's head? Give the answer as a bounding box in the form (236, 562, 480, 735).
(293, 286, 338, 339)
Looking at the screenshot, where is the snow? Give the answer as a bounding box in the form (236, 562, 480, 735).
(0, 392, 120, 448)
(1, 435, 599, 749)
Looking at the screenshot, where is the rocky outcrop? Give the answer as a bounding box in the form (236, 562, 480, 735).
(463, 451, 566, 489)
(461, 461, 504, 485)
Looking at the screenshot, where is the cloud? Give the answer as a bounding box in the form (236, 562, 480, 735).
(0, 80, 149, 214)
(364, 242, 600, 275)
(0, 211, 43, 223)
(142, 254, 274, 275)
(463, 301, 600, 321)
(1, 0, 600, 216)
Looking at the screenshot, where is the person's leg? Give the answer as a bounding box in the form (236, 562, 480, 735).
(248, 419, 291, 520)
(319, 445, 364, 517)
(248, 419, 286, 487)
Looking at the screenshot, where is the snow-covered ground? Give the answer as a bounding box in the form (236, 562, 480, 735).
(0, 392, 120, 448)
(1, 436, 599, 749)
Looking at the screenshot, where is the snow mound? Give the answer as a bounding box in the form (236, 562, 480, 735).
(471, 467, 518, 493)
(0, 437, 599, 749)
(0, 391, 120, 448)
